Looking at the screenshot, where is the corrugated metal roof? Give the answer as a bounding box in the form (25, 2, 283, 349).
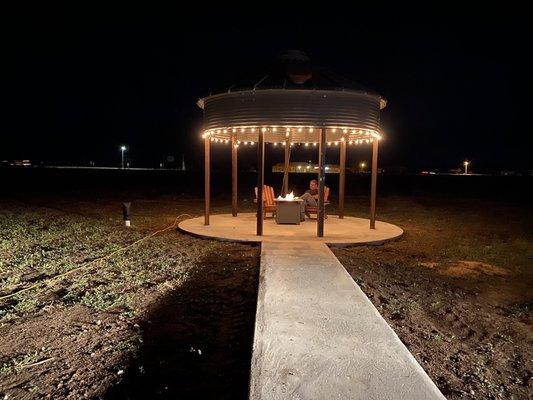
(197, 51, 386, 142)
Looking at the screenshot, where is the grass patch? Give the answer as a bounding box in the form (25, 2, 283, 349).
(81, 286, 133, 312)
(0, 347, 51, 375)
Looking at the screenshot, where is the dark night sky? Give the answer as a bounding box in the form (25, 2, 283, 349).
(2, 5, 530, 172)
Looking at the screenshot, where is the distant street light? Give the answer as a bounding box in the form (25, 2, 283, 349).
(120, 145, 127, 169)
(360, 161, 367, 172)
(463, 160, 470, 174)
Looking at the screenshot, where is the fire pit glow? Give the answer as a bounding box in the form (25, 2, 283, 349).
(277, 191, 298, 201)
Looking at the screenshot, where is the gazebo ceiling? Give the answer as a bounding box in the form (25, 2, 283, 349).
(197, 50, 386, 145)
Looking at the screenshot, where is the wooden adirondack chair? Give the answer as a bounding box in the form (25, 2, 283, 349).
(305, 186, 330, 218)
(254, 185, 277, 218)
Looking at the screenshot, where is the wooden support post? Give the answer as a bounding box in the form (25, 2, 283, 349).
(370, 139, 379, 229)
(283, 137, 290, 196)
(317, 129, 326, 237)
(257, 131, 265, 236)
(339, 139, 346, 219)
(231, 135, 238, 217)
(204, 137, 210, 225)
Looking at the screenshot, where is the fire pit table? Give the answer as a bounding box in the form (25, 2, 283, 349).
(275, 198, 303, 225)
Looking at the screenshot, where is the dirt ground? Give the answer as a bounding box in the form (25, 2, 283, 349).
(0, 183, 532, 399)
(335, 196, 532, 399)
(0, 196, 259, 399)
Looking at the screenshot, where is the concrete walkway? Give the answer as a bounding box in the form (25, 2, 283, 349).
(249, 241, 445, 400)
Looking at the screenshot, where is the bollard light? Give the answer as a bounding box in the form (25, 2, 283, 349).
(122, 202, 131, 227)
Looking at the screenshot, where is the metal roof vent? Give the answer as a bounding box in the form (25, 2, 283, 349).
(278, 50, 313, 85)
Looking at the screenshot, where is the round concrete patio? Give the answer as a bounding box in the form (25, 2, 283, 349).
(178, 213, 403, 245)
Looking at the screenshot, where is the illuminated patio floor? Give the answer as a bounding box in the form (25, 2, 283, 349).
(178, 213, 403, 245)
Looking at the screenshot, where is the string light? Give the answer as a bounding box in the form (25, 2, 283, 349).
(199, 125, 381, 151)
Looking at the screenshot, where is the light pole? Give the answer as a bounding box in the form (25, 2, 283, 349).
(359, 161, 367, 173)
(463, 160, 469, 175)
(120, 146, 127, 169)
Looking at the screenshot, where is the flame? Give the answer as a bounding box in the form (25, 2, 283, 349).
(277, 191, 297, 201)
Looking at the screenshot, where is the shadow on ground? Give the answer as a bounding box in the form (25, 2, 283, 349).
(104, 244, 260, 400)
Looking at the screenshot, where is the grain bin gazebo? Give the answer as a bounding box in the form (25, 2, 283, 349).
(197, 51, 387, 238)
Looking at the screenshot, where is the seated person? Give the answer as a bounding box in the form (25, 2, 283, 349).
(300, 179, 319, 219)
